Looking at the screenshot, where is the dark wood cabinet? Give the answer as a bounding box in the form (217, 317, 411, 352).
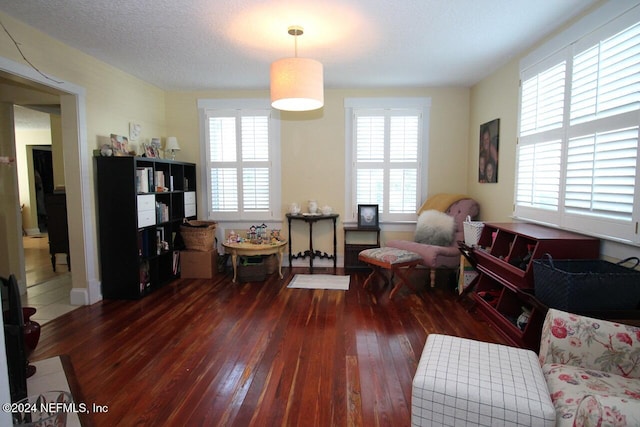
(44, 191, 70, 272)
(96, 156, 196, 299)
(344, 226, 380, 271)
(470, 222, 600, 351)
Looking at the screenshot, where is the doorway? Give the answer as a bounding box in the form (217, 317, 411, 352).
(1, 55, 100, 306)
(13, 115, 74, 323)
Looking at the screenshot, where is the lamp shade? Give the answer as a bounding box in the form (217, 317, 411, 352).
(270, 57, 324, 111)
(165, 136, 180, 151)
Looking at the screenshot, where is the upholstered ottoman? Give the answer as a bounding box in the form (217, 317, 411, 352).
(412, 334, 555, 427)
(358, 247, 422, 298)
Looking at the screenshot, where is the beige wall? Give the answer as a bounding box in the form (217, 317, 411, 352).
(467, 58, 519, 222)
(165, 87, 471, 251)
(0, 11, 167, 294)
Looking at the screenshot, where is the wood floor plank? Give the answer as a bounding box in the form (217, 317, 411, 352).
(29, 267, 508, 426)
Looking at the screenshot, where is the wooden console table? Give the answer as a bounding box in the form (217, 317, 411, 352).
(286, 213, 338, 272)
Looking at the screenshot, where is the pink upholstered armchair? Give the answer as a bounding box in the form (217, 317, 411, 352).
(386, 194, 479, 287)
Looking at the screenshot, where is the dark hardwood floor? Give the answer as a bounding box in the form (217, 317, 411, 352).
(32, 267, 508, 426)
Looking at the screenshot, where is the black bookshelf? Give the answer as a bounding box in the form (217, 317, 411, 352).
(95, 156, 196, 299)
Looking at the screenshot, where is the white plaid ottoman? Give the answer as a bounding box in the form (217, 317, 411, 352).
(412, 334, 555, 427)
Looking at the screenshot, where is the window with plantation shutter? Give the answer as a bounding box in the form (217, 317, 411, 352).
(345, 98, 430, 223)
(520, 61, 566, 136)
(199, 99, 281, 221)
(516, 5, 640, 244)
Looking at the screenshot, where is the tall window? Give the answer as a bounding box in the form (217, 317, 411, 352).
(516, 6, 640, 244)
(345, 98, 430, 223)
(198, 99, 281, 221)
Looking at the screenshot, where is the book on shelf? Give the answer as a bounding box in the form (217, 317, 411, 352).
(155, 201, 169, 223)
(154, 171, 165, 189)
(156, 227, 165, 254)
(136, 166, 157, 193)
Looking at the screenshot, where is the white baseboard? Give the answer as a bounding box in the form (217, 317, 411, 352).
(69, 278, 102, 305)
(287, 255, 344, 268)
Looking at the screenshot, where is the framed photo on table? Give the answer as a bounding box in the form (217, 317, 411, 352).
(358, 204, 379, 228)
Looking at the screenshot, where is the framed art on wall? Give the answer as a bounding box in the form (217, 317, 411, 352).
(479, 118, 499, 183)
(357, 204, 379, 228)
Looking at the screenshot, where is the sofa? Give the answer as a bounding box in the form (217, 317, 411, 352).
(386, 194, 479, 287)
(411, 308, 640, 426)
(539, 308, 640, 426)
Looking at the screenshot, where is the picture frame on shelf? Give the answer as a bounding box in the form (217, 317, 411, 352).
(357, 204, 379, 228)
(150, 137, 162, 157)
(143, 143, 158, 158)
(110, 133, 130, 156)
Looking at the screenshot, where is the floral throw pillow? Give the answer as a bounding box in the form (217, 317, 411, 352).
(539, 309, 640, 379)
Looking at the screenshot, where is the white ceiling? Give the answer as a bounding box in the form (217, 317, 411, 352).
(13, 105, 51, 130)
(0, 0, 599, 92)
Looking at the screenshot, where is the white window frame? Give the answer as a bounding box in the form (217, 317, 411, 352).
(197, 98, 282, 223)
(344, 97, 431, 226)
(515, 1, 640, 247)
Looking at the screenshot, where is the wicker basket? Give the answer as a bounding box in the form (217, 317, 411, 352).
(180, 220, 217, 252)
(463, 215, 484, 247)
(533, 254, 640, 311)
(237, 256, 266, 282)
(264, 254, 278, 274)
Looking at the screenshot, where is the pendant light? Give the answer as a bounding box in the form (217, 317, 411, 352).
(270, 26, 324, 111)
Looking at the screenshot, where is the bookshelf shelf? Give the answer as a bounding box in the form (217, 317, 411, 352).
(96, 156, 197, 299)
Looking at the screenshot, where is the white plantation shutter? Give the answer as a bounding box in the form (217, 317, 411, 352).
(389, 169, 417, 213)
(351, 105, 423, 221)
(571, 22, 640, 125)
(203, 103, 278, 221)
(565, 127, 638, 221)
(356, 169, 383, 208)
(242, 168, 270, 211)
(516, 140, 562, 210)
(210, 168, 238, 212)
(209, 117, 237, 162)
(516, 7, 640, 244)
(356, 116, 385, 161)
(241, 116, 269, 161)
(520, 61, 566, 136)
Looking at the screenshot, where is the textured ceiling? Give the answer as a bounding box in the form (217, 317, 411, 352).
(0, 0, 599, 91)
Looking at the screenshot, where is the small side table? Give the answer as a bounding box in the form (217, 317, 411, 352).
(286, 213, 338, 272)
(344, 225, 380, 271)
(222, 240, 287, 283)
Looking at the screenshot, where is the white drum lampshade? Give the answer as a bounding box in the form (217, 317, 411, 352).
(165, 136, 180, 160)
(270, 57, 324, 111)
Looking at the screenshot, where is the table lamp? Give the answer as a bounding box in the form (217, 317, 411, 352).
(165, 137, 180, 160)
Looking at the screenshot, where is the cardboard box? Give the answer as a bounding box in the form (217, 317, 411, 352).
(181, 250, 217, 279)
